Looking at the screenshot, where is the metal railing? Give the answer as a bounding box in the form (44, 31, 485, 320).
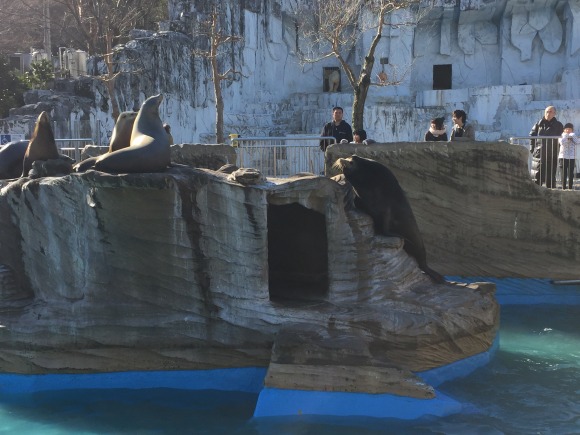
(56, 138, 94, 162)
(509, 136, 579, 189)
(0, 139, 94, 163)
(231, 136, 336, 177)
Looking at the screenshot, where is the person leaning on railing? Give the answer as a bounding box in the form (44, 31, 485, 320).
(529, 106, 564, 188)
(319, 106, 353, 151)
(449, 109, 475, 142)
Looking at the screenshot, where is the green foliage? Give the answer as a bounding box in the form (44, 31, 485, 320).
(21, 59, 54, 90)
(0, 55, 28, 118)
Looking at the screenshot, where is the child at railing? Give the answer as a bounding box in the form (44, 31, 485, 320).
(558, 123, 579, 190)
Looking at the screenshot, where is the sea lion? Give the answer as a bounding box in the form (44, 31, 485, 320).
(109, 111, 138, 152)
(94, 94, 170, 173)
(0, 140, 28, 179)
(73, 110, 137, 172)
(21, 111, 59, 177)
(163, 123, 174, 146)
(216, 163, 239, 174)
(333, 155, 445, 284)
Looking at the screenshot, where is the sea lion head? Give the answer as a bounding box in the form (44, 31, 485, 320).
(130, 94, 165, 145)
(32, 111, 54, 142)
(141, 94, 163, 115)
(117, 111, 138, 124)
(333, 155, 396, 189)
(333, 155, 364, 178)
(109, 111, 138, 152)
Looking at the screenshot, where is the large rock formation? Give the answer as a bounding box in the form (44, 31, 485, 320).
(0, 148, 499, 397)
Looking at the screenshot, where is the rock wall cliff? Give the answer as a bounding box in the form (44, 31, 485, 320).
(0, 158, 498, 382)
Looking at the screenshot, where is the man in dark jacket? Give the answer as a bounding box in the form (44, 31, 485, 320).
(529, 105, 564, 188)
(320, 106, 353, 151)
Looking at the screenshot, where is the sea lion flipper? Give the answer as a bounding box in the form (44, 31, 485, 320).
(73, 156, 98, 172)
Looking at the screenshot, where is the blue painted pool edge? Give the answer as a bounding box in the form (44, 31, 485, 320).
(252, 337, 498, 419)
(446, 276, 580, 305)
(252, 388, 463, 419)
(0, 339, 497, 420)
(8, 275, 560, 420)
(0, 367, 267, 395)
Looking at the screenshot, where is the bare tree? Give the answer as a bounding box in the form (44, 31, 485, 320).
(45, 0, 166, 119)
(1, 0, 166, 120)
(292, 0, 423, 131)
(0, 0, 45, 53)
(192, 6, 244, 144)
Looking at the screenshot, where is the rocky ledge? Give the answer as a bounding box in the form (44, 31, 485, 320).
(0, 159, 498, 397)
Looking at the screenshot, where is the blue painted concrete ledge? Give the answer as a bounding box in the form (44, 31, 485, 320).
(253, 338, 498, 419)
(0, 340, 498, 421)
(1, 278, 573, 420)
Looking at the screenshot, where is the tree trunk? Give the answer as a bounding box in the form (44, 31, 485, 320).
(104, 32, 120, 122)
(352, 73, 371, 131)
(214, 72, 224, 144)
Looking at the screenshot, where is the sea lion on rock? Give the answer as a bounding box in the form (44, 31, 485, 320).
(21, 111, 60, 177)
(0, 140, 28, 179)
(29, 155, 74, 179)
(109, 111, 138, 152)
(163, 123, 174, 145)
(94, 94, 170, 173)
(73, 110, 137, 172)
(217, 163, 239, 174)
(334, 155, 445, 284)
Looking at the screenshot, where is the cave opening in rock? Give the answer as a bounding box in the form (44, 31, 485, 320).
(267, 203, 328, 301)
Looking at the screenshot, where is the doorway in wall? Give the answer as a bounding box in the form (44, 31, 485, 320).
(433, 64, 452, 90)
(267, 203, 328, 302)
(323, 67, 341, 92)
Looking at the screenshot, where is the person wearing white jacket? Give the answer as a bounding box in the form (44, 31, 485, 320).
(558, 123, 580, 190)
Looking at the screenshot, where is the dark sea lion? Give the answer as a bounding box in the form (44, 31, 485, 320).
(21, 112, 59, 177)
(94, 94, 170, 173)
(334, 155, 445, 284)
(73, 111, 137, 172)
(0, 140, 28, 179)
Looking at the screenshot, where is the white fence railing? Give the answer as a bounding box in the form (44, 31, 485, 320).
(56, 138, 94, 162)
(0, 138, 93, 163)
(231, 136, 335, 177)
(509, 136, 580, 189)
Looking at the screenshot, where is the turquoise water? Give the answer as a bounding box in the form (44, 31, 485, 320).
(1, 304, 579, 434)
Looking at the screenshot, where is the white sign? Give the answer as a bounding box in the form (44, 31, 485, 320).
(0, 134, 25, 144)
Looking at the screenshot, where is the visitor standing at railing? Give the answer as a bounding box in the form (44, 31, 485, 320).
(529, 106, 564, 188)
(558, 123, 579, 190)
(352, 129, 367, 143)
(319, 106, 353, 151)
(449, 110, 475, 142)
(425, 117, 448, 142)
